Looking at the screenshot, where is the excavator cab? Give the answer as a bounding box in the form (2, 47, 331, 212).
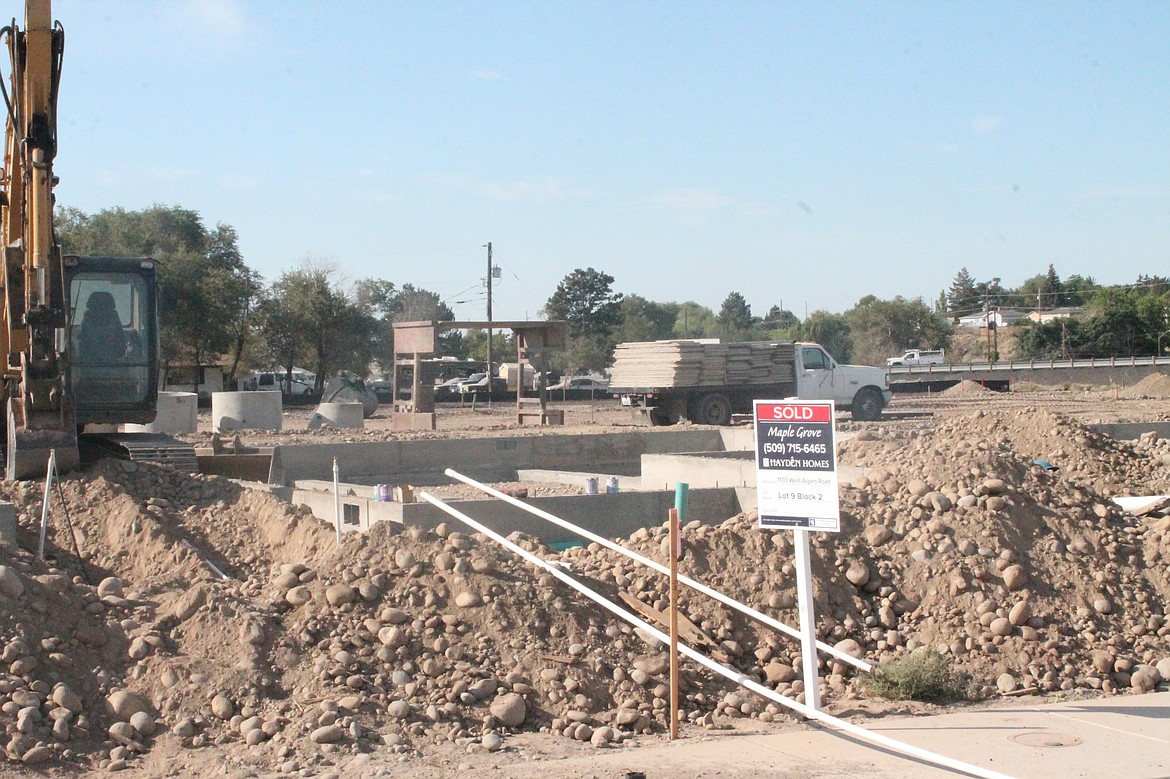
(65, 255, 159, 427)
(5, 255, 158, 479)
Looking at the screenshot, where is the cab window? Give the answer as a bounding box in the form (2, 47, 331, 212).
(801, 347, 830, 370)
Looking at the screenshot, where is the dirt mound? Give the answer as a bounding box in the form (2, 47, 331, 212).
(1, 410, 1168, 775)
(938, 380, 1001, 398)
(1120, 371, 1170, 398)
(0, 460, 752, 774)
(842, 408, 1170, 497)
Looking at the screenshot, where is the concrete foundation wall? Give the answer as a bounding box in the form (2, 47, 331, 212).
(893, 365, 1167, 388)
(268, 429, 727, 486)
(1088, 422, 1170, 441)
(285, 484, 743, 543)
(400, 488, 744, 544)
(719, 428, 755, 452)
(641, 452, 756, 490)
(287, 487, 401, 534)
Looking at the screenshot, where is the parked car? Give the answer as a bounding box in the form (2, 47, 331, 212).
(458, 373, 508, 399)
(547, 377, 611, 397)
(369, 379, 394, 401)
(244, 370, 315, 395)
(434, 375, 475, 401)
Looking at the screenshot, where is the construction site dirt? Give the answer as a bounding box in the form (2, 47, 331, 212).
(1, 376, 1168, 777)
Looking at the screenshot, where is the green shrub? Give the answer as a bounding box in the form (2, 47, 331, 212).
(864, 650, 966, 703)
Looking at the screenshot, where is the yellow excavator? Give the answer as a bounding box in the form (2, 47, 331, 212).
(1, 0, 159, 479)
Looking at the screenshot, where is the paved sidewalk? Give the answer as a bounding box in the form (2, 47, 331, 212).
(502, 691, 1170, 778)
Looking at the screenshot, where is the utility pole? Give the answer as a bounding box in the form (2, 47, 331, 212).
(484, 242, 493, 407)
(984, 288, 993, 363)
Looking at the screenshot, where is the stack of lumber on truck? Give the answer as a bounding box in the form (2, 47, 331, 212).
(609, 340, 796, 388)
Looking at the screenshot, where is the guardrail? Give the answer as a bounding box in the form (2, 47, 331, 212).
(887, 355, 1170, 375)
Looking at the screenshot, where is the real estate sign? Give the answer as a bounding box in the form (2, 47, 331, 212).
(753, 400, 840, 532)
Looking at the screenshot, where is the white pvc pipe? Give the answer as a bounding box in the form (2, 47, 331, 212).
(419, 491, 1018, 779)
(38, 450, 56, 560)
(444, 468, 872, 673)
(333, 457, 342, 545)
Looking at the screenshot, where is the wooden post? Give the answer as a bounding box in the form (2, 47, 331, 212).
(669, 506, 680, 739)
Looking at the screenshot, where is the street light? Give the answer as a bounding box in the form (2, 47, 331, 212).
(1158, 329, 1170, 358)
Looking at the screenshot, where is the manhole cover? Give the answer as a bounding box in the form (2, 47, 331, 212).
(1009, 731, 1083, 748)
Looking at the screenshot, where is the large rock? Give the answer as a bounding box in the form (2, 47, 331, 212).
(763, 661, 796, 684)
(210, 694, 234, 720)
(864, 525, 892, 547)
(845, 561, 870, 586)
(311, 724, 345, 744)
(1130, 666, 1161, 694)
(172, 585, 207, 621)
(490, 693, 527, 728)
(106, 690, 152, 720)
(1002, 565, 1027, 591)
(52, 684, 82, 713)
(0, 566, 24, 599)
(325, 584, 356, 607)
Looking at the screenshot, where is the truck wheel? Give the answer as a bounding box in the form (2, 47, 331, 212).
(851, 387, 883, 421)
(690, 393, 733, 426)
(648, 408, 674, 426)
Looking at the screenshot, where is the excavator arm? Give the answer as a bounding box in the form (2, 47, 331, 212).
(0, 0, 76, 478)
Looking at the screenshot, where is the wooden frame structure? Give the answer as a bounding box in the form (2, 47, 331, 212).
(389, 320, 567, 430)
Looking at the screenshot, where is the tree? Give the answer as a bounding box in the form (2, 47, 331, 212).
(843, 295, 952, 366)
(258, 261, 377, 389)
(353, 278, 398, 373)
(947, 267, 979, 318)
(1040, 264, 1064, 308)
(544, 268, 623, 375)
(612, 295, 678, 344)
(1061, 274, 1098, 307)
(799, 311, 852, 362)
(544, 268, 623, 338)
(762, 305, 799, 329)
(973, 277, 1006, 313)
(671, 302, 718, 339)
(56, 204, 259, 384)
(716, 292, 754, 340)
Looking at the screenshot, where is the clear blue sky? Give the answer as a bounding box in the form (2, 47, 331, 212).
(50, 0, 1169, 322)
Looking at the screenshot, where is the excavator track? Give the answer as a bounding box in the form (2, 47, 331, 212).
(82, 433, 198, 473)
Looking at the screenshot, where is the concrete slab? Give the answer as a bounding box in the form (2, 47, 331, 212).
(499, 692, 1170, 779)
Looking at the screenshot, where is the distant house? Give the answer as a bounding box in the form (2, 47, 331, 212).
(1025, 306, 1084, 324)
(957, 309, 1028, 329)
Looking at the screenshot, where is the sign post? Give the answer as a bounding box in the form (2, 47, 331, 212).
(754, 400, 840, 712)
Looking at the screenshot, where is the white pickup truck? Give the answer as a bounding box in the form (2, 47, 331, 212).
(610, 340, 891, 425)
(886, 349, 945, 367)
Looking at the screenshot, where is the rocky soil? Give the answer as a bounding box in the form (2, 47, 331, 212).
(0, 390, 1167, 777)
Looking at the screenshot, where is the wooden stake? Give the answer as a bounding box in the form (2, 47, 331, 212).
(669, 507, 680, 740)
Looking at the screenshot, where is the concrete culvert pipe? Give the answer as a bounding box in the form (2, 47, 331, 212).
(211, 391, 283, 432)
(122, 391, 198, 434)
(323, 374, 379, 418)
(307, 402, 364, 430)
